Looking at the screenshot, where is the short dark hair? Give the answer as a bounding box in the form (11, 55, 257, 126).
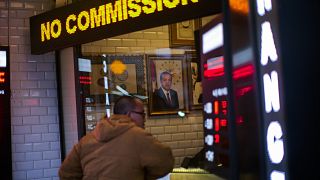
(113, 96, 138, 115)
(160, 71, 172, 81)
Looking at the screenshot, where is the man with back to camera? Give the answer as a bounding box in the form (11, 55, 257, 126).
(152, 71, 179, 111)
(59, 96, 174, 180)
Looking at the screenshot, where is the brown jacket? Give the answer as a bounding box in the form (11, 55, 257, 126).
(59, 115, 174, 180)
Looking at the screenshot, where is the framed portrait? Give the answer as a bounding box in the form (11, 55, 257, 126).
(146, 54, 187, 116)
(185, 51, 202, 110)
(86, 54, 146, 102)
(169, 19, 201, 48)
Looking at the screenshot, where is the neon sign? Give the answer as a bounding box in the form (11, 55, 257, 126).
(254, 0, 287, 179)
(30, 0, 222, 54)
(203, 56, 224, 78)
(204, 98, 228, 147)
(0, 49, 9, 95)
(79, 76, 92, 85)
(200, 15, 228, 172)
(0, 46, 12, 179)
(0, 72, 5, 83)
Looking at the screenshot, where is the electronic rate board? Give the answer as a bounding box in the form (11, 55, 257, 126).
(0, 46, 12, 179)
(199, 15, 230, 177)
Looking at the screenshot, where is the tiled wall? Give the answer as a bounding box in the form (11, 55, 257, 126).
(0, 0, 60, 179)
(82, 25, 172, 54)
(146, 113, 204, 167)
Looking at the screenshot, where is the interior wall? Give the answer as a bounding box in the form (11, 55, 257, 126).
(0, 0, 61, 179)
(58, 47, 79, 157)
(81, 17, 215, 166)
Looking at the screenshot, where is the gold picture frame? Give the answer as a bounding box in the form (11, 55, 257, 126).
(146, 54, 188, 116)
(169, 19, 201, 48)
(185, 50, 202, 110)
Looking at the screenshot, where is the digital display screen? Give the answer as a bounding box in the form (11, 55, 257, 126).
(0, 46, 12, 179)
(78, 58, 92, 72)
(202, 23, 223, 54)
(203, 56, 224, 78)
(0, 51, 7, 67)
(202, 55, 229, 171)
(200, 15, 229, 177)
(0, 72, 5, 83)
(0, 50, 9, 94)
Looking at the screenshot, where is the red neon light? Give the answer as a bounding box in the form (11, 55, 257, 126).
(221, 100, 227, 109)
(215, 117, 220, 131)
(0, 72, 5, 83)
(79, 76, 92, 85)
(79, 76, 92, 80)
(203, 57, 225, 78)
(222, 109, 227, 116)
(214, 101, 219, 115)
(214, 134, 220, 143)
(204, 67, 224, 78)
(220, 119, 227, 127)
(232, 64, 254, 80)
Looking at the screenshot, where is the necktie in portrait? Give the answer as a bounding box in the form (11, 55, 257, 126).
(166, 92, 172, 105)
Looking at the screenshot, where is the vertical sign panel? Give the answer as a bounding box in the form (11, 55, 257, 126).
(252, 0, 288, 179)
(0, 46, 12, 180)
(226, 0, 263, 178)
(200, 15, 229, 178)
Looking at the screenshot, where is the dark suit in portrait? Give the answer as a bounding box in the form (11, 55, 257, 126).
(152, 88, 179, 111)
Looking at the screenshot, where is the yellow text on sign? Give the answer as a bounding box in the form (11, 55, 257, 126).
(40, 0, 199, 42)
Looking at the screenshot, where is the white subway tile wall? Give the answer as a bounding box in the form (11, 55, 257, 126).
(0, 0, 60, 179)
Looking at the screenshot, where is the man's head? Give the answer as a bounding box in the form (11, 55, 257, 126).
(160, 71, 172, 91)
(113, 96, 146, 129)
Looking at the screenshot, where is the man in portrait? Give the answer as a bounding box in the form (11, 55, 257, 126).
(153, 71, 179, 111)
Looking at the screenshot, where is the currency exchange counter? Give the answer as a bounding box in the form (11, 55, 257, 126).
(158, 168, 225, 180)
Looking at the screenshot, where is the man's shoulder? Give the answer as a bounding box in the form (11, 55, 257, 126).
(127, 126, 152, 138)
(170, 89, 178, 94)
(78, 133, 96, 145)
(154, 88, 162, 93)
(128, 126, 149, 133)
(153, 88, 163, 96)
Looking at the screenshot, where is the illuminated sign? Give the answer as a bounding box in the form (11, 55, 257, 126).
(202, 23, 223, 54)
(79, 76, 92, 85)
(199, 15, 228, 172)
(30, 0, 221, 54)
(0, 49, 10, 95)
(253, 0, 288, 179)
(0, 72, 5, 83)
(203, 56, 224, 78)
(0, 51, 6, 67)
(0, 46, 12, 180)
(211, 99, 228, 144)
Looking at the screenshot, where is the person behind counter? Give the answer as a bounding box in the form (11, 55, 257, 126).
(59, 96, 174, 180)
